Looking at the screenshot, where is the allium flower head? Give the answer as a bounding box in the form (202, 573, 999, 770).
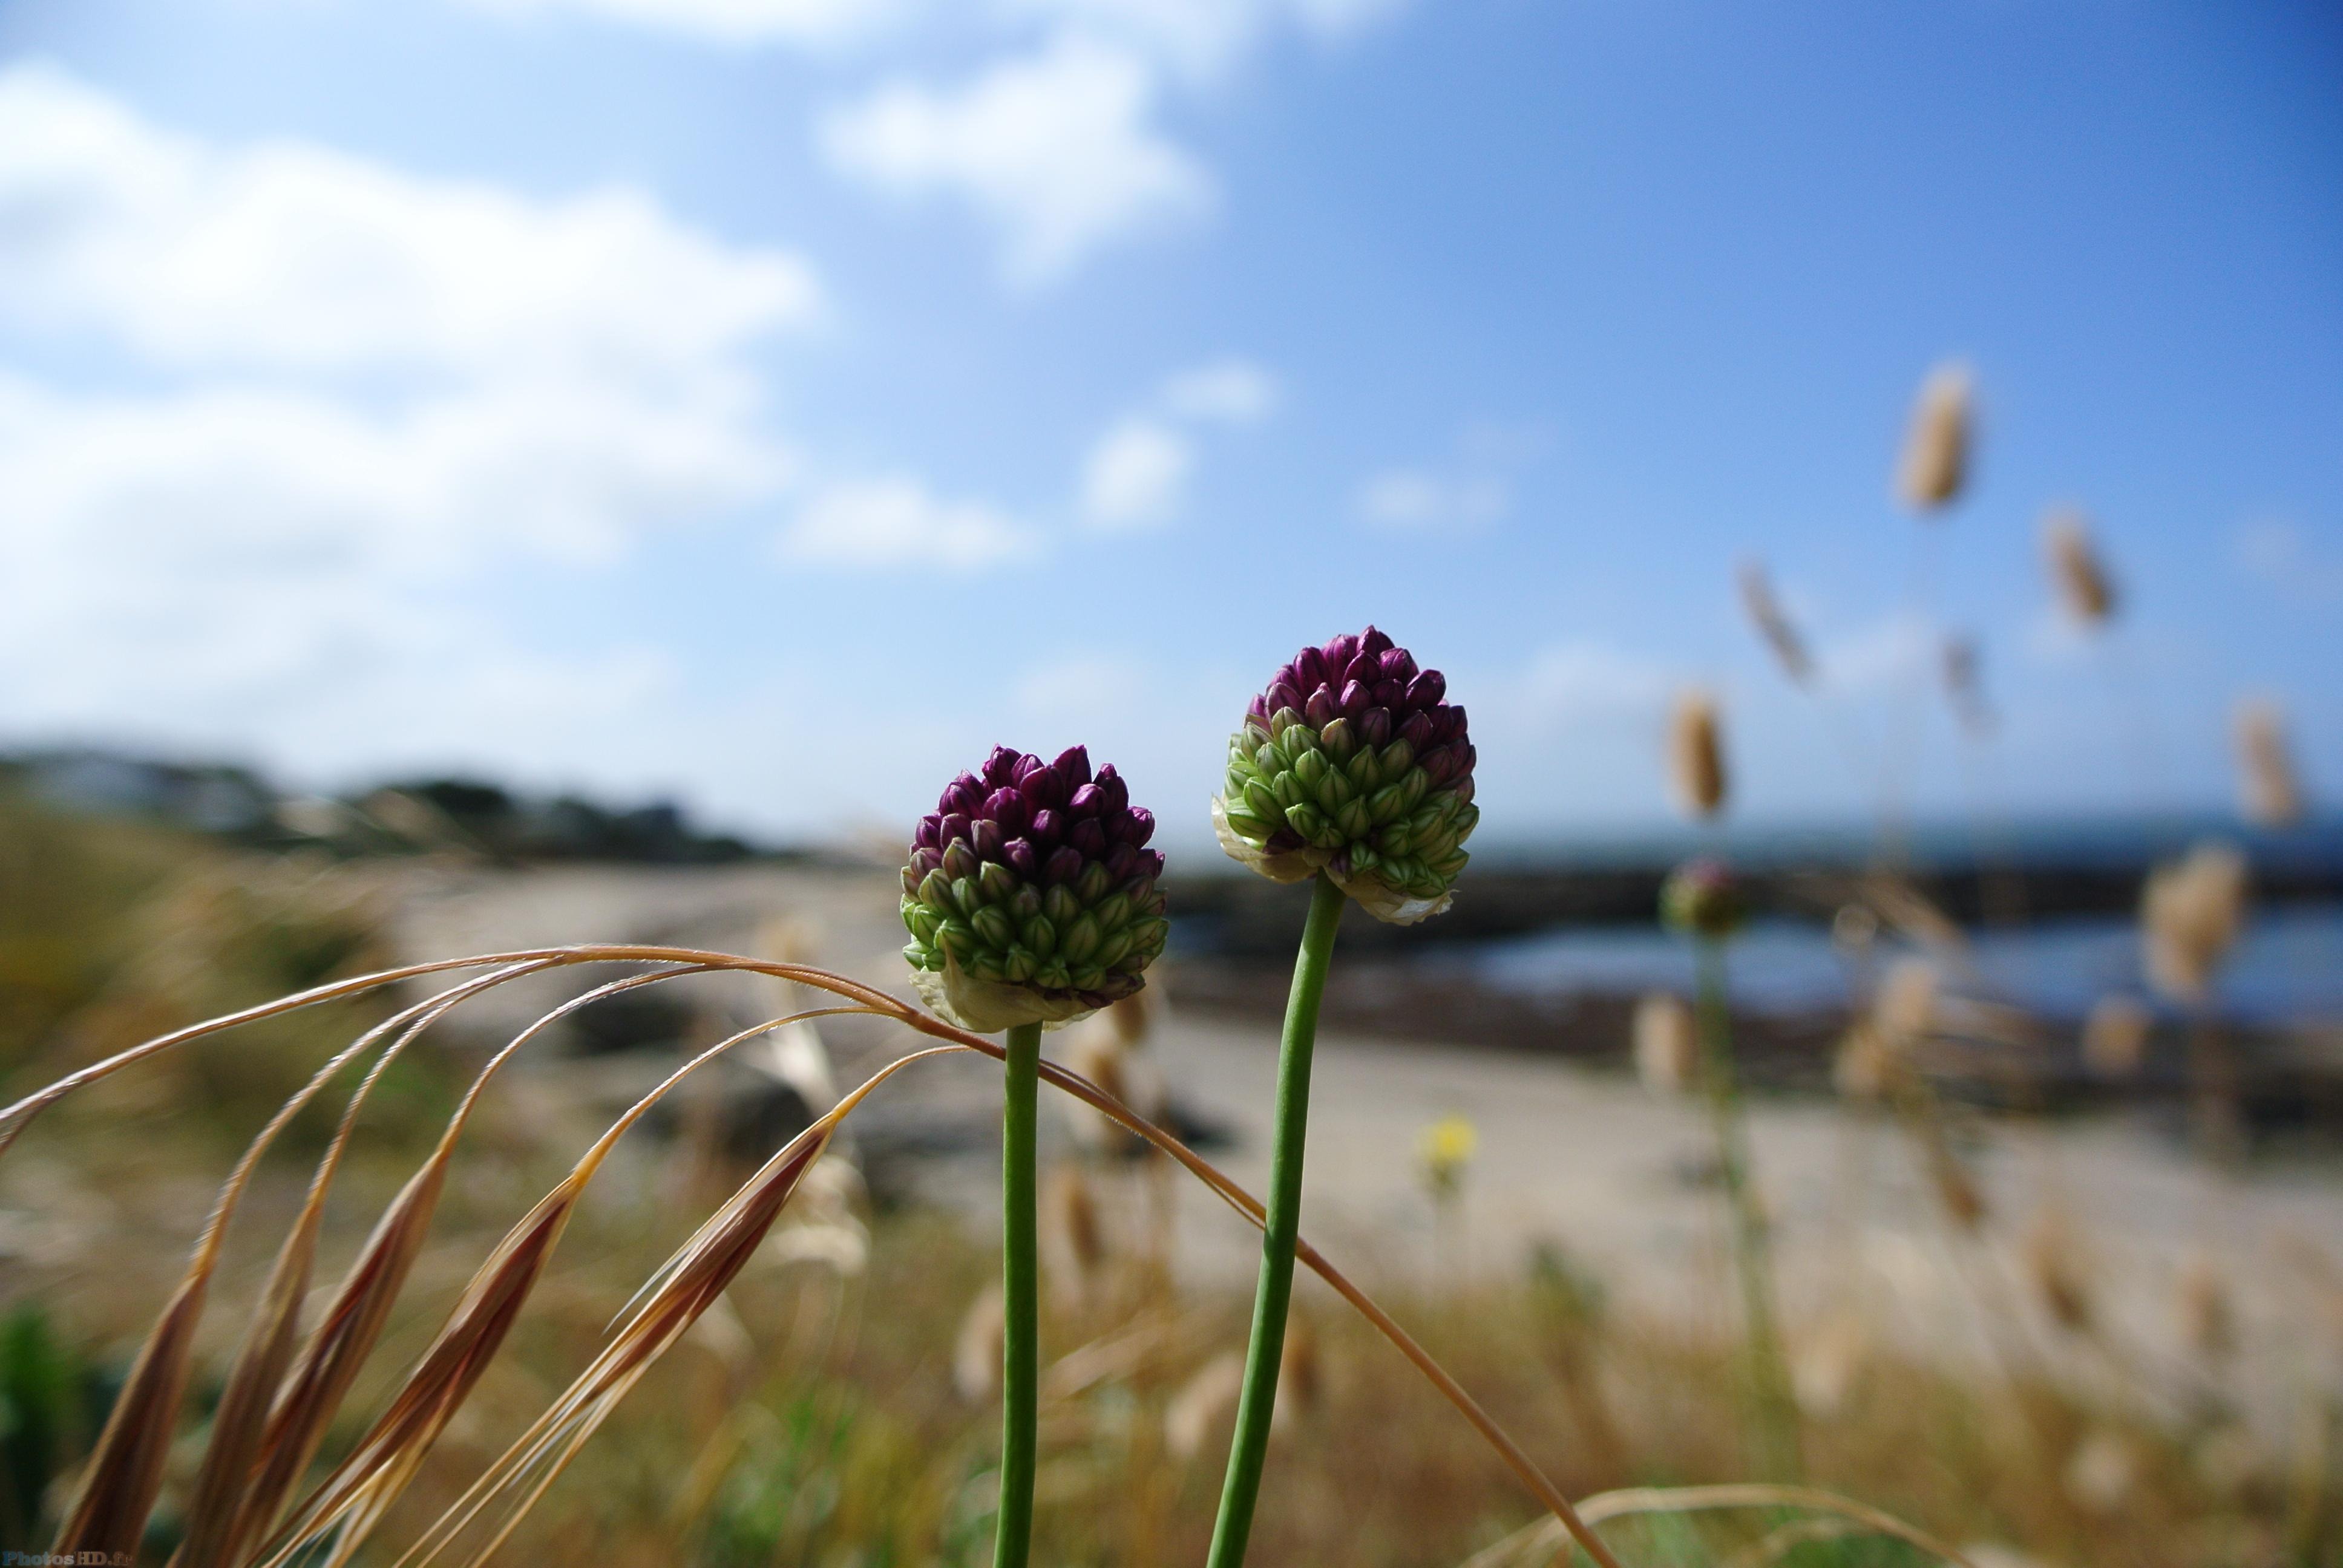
(1212, 626, 1476, 924)
(902, 745, 1167, 1032)
(1660, 857, 1746, 940)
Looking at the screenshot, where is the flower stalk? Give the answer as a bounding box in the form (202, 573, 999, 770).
(1694, 935, 1802, 1482)
(994, 1018, 1042, 1568)
(1207, 627, 1476, 1568)
(899, 744, 1167, 1564)
(1206, 871, 1345, 1568)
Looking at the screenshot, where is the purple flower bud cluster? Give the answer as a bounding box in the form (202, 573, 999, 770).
(1219, 626, 1478, 912)
(903, 745, 1168, 1017)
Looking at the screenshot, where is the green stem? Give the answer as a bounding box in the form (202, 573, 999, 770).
(1206, 871, 1346, 1568)
(994, 1020, 1043, 1568)
(1694, 938, 1801, 1481)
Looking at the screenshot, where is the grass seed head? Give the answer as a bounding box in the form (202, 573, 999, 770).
(2063, 1428, 2138, 1515)
(2141, 841, 2249, 1005)
(1873, 958, 1940, 1048)
(2080, 993, 2153, 1080)
(2178, 1256, 2236, 1361)
(1737, 560, 1813, 685)
(1832, 1019, 1894, 1102)
(1897, 360, 1974, 511)
(1043, 1164, 1108, 1313)
(2234, 697, 2307, 829)
(2025, 1210, 2095, 1333)
(1666, 690, 1729, 819)
(1164, 1350, 1247, 1463)
(1632, 993, 1699, 1095)
(2043, 509, 2117, 624)
(1275, 1312, 1323, 1430)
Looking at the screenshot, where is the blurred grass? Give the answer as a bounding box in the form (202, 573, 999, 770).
(0, 794, 2331, 1565)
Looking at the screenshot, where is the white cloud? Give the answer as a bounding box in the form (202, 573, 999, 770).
(0, 65, 821, 784)
(445, 0, 890, 48)
(1080, 416, 1193, 529)
(1815, 612, 1935, 694)
(2235, 517, 2343, 605)
(778, 476, 1040, 568)
(1014, 652, 1149, 716)
(818, 33, 1212, 284)
(1160, 357, 1278, 424)
(1004, 0, 1412, 80)
(1357, 468, 1510, 531)
(1517, 642, 1675, 724)
(0, 62, 818, 381)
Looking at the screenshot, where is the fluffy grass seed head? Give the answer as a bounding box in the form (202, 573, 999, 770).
(2141, 841, 2249, 1006)
(953, 1283, 1007, 1404)
(1416, 1113, 1478, 1201)
(1667, 689, 1729, 818)
(2043, 508, 2117, 625)
(902, 745, 1167, 1031)
(1633, 993, 1699, 1094)
(2025, 1210, 2096, 1334)
(2235, 697, 2307, 829)
(1737, 560, 1813, 685)
(1660, 857, 1747, 941)
(1832, 1018, 1894, 1102)
(1873, 958, 1940, 1048)
(1214, 626, 1476, 924)
(2080, 993, 2153, 1080)
(1897, 360, 1974, 512)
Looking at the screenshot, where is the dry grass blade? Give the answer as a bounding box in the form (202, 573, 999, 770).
(236, 965, 767, 1560)
(52, 1279, 204, 1558)
(399, 1039, 941, 1568)
(0, 944, 901, 1155)
(59, 962, 554, 1559)
(1575, 1485, 1976, 1565)
(16, 945, 1961, 1568)
(1462, 1484, 1975, 1568)
(1725, 1515, 1868, 1568)
(180, 964, 559, 1567)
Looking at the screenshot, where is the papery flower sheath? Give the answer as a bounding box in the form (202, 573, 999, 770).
(1213, 626, 1476, 924)
(902, 746, 1167, 1033)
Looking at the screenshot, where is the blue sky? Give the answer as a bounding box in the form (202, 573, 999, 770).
(1, 0, 2337, 848)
